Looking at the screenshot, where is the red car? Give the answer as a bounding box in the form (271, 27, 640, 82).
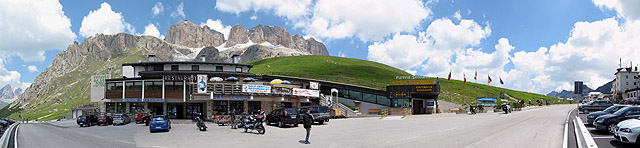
(97, 115, 113, 126)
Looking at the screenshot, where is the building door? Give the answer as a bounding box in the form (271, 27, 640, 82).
(248, 101, 261, 114)
(186, 103, 203, 119)
(413, 99, 425, 114)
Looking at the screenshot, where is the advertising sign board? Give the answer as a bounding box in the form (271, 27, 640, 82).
(242, 84, 271, 93)
(310, 82, 320, 90)
(91, 74, 111, 102)
(197, 75, 207, 94)
(271, 87, 293, 95)
(293, 88, 320, 97)
(477, 97, 497, 106)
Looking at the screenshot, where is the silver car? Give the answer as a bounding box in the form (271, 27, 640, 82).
(614, 117, 640, 144)
(113, 114, 131, 125)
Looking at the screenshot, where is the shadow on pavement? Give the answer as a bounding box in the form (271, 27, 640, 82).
(609, 140, 638, 148)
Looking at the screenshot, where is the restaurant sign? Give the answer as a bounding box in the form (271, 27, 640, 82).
(293, 88, 320, 97)
(271, 87, 293, 95)
(210, 95, 252, 100)
(242, 84, 271, 93)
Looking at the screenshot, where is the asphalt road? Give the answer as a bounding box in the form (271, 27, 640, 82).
(14, 104, 576, 148)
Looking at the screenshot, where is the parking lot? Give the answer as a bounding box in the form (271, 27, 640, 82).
(576, 111, 639, 148)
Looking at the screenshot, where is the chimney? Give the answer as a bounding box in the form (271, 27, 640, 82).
(201, 55, 206, 62)
(148, 55, 156, 62)
(232, 54, 240, 64)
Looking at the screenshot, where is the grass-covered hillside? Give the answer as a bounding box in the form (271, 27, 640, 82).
(0, 47, 147, 121)
(248, 55, 569, 105)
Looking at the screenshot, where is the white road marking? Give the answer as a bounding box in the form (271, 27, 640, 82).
(574, 119, 583, 148)
(563, 108, 574, 148)
(576, 117, 599, 148)
(14, 124, 20, 148)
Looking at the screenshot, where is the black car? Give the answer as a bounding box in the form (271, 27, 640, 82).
(594, 106, 640, 134)
(77, 115, 98, 127)
(0, 118, 15, 125)
(299, 106, 330, 124)
(266, 108, 300, 128)
(0, 120, 8, 131)
(578, 100, 613, 113)
(586, 105, 629, 125)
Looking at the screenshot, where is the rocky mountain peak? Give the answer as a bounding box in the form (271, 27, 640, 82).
(14, 87, 23, 97)
(165, 20, 225, 48)
(0, 84, 14, 100)
(225, 24, 249, 47)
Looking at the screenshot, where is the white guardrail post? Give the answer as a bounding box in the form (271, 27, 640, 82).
(0, 123, 19, 148)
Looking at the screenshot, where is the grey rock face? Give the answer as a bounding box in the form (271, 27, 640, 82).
(14, 88, 23, 97)
(0, 84, 14, 100)
(195, 47, 220, 62)
(305, 37, 329, 55)
(165, 21, 225, 48)
(225, 25, 250, 47)
(247, 25, 329, 56)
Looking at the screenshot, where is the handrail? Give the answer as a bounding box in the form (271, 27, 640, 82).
(260, 72, 389, 90)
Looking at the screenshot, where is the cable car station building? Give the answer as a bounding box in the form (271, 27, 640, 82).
(91, 56, 441, 118)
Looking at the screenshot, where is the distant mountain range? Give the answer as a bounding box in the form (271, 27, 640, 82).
(546, 80, 613, 98)
(0, 84, 23, 109)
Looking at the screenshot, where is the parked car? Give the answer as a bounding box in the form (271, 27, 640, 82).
(578, 100, 613, 113)
(266, 108, 300, 128)
(0, 118, 15, 125)
(594, 106, 640, 134)
(299, 106, 330, 124)
(149, 115, 171, 133)
(97, 115, 113, 126)
(586, 105, 629, 125)
(113, 114, 131, 125)
(76, 115, 98, 127)
(0, 120, 8, 131)
(134, 112, 150, 124)
(614, 117, 640, 144)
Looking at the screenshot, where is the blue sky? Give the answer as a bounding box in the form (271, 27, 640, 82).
(1, 0, 639, 95)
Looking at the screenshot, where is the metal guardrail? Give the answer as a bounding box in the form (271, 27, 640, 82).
(261, 72, 389, 90)
(0, 123, 19, 148)
(381, 109, 389, 118)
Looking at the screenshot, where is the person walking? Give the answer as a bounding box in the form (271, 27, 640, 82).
(302, 109, 313, 144)
(230, 109, 237, 129)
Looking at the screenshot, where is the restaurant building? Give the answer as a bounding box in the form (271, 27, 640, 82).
(90, 55, 441, 118)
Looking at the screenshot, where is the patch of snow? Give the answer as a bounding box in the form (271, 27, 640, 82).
(216, 40, 256, 52)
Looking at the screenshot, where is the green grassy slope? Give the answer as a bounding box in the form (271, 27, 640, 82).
(0, 101, 7, 110)
(0, 47, 147, 120)
(247, 55, 569, 106)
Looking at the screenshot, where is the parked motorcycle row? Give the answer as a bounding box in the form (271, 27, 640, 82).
(197, 113, 265, 134)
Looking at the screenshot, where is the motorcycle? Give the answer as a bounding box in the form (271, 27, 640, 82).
(469, 105, 477, 114)
(237, 113, 248, 129)
(501, 103, 511, 114)
(243, 114, 265, 134)
(195, 116, 207, 131)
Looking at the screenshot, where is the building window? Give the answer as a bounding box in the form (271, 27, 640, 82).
(174, 81, 184, 91)
(229, 101, 244, 114)
(627, 82, 629, 85)
(106, 103, 116, 113)
(107, 82, 122, 92)
(248, 101, 261, 114)
(627, 75, 629, 79)
(192, 65, 199, 71)
(212, 101, 228, 114)
(363, 93, 377, 103)
(134, 82, 142, 91)
(216, 66, 223, 72)
(171, 65, 179, 71)
(130, 103, 144, 113)
(235, 67, 242, 72)
(125, 82, 134, 91)
(165, 81, 174, 91)
(392, 98, 411, 107)
(153, 65, 163, 71)
(348, 90, 362, 101)
(377, 95, 390, 106)
(117, 102, 126, 113)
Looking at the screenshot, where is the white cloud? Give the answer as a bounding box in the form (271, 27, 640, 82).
(79, 2, 134, 37)
(593, 0, 640, 21)
(0, 0, 76, 61)
(453, 11, 462, 20)
(250, 15, 258, 20)
(215, 0, 431, 42)
(0, 59, 31, 92)
(305, 0, 431, 41)
(215, 0, 312, 20)
(152, 2, 164, 17)
(405, 69, 417, 75)
(200, 19, 232, 39)
(337, 51, 347, 57)
(27, 65, 38, 72)
(170, 2, 186, 19)
(142, 23, 163, 39)
(426, 18, 491, 49)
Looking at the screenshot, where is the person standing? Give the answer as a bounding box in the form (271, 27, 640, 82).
(302, 109, 313, 144)
(230, 109, 237, 129)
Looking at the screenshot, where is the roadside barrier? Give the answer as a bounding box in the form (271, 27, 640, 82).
(403, 108, 408, 117)
(380, 109, 389, 118)
(0, 123, 19, 148)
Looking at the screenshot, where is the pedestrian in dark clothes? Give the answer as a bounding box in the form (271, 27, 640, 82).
(303, 109, 313, 144)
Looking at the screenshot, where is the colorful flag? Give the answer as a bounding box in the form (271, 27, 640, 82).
(474, 70, 477, 80)
(488, 75, 492, 83)
(500, 77, 504, 85)
(448, 71, 451, 81)
(464, 73, 466, 83)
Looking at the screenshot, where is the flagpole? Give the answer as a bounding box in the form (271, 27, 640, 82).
(463, 73, 465, 105)
(449, 77, 452, 102)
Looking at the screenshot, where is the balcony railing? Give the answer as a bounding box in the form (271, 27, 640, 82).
(259, 72, 389, 90)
